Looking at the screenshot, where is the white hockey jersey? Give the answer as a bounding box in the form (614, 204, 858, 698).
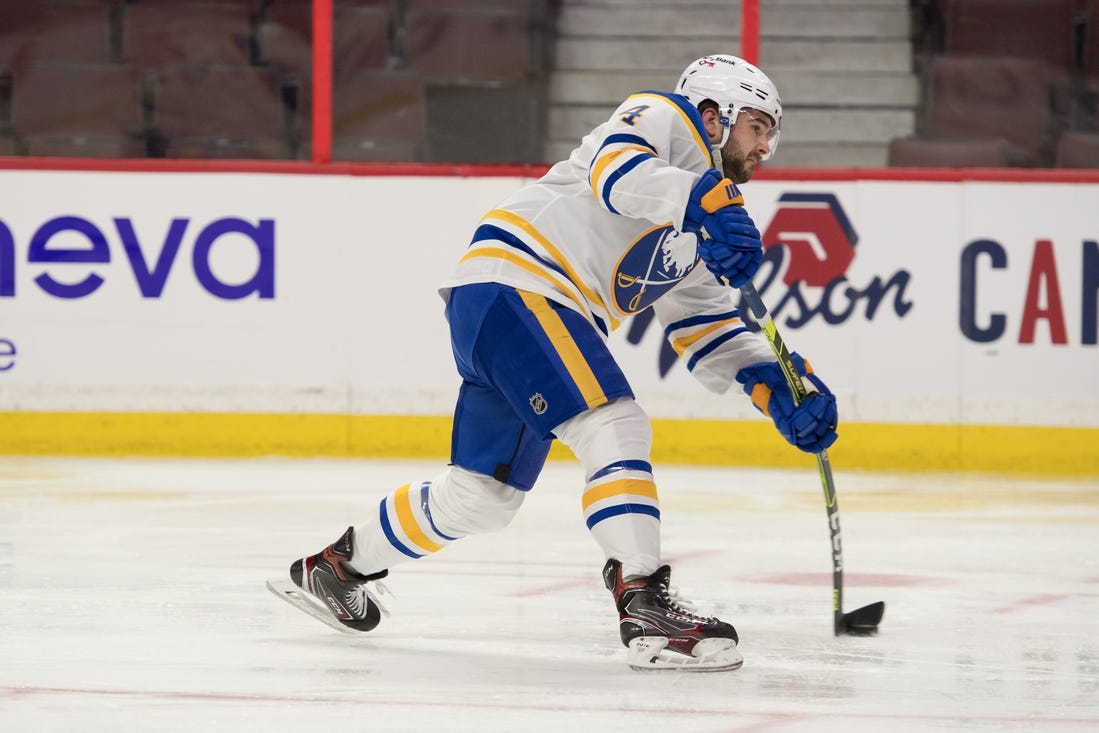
(439, 90, 774, 395)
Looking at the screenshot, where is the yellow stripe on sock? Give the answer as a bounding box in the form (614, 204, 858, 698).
(394, 482, 444, 553)
(582, 478, 659, 511)
(519, 291, 608, 410)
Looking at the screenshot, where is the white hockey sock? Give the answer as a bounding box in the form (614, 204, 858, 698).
(554, 398, 661, 578)
(350, 466, 523, 575)
(582, 465, 661, 579)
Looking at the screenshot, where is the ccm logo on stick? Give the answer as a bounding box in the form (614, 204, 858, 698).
(0, 216, 275, 300)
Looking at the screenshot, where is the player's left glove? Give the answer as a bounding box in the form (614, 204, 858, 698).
(697, 229, 763, 288)
(682, 169, 764, 288)
(736, 353, 838, 454)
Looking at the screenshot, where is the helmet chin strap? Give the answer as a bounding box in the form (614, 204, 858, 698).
(710, 119, 731, 171)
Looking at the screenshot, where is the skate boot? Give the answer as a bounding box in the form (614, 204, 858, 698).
(603, 558, 742, 671)
(266, 526, 390, 634)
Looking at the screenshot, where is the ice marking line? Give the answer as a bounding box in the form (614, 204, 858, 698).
(990, 592, 1077, 614)
(509, 576, 586, 597)
(740, 572, 950, 587)
(2, 686, 1099, 727)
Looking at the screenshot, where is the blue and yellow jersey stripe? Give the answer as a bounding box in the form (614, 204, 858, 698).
(587, 92, 711, 215)
(664, 310, 751, 373)
(461, 208, 621, 333)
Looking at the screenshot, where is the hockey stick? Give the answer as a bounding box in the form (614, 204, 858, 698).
(737, 281, 885, 636)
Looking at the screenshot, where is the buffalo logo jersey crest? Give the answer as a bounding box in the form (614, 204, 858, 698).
(612, 225, 699, 314)
(529, 393, 548, 415)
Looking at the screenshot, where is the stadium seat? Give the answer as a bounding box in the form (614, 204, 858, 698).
(943, 0, 1080, 70)
(0, 2, 113, 67)
(20, 135, 148, 158)
(926, 55, 1058, 165)
(1054, 131, 1099, 167)
(887, 136, 1021, 167)
(1087, 0, 1099, 81)
(424, 82, 541, 163)
(121, 2, 254, 69)
(323, 69, 427, 161)
(150, 65, 290, 158)
(10, 64, 146, 157)
(403, 1, 534, 82)
(256, 2, 392, 82)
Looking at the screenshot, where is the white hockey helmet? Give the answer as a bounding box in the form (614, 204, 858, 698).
(676, 54, 782, 161)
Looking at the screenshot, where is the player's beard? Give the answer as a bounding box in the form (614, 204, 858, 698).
(720, 142, 757, 184)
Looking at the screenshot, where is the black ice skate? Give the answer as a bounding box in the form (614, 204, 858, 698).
(266, 526, 390, 634)
(603, 558, 742, 671)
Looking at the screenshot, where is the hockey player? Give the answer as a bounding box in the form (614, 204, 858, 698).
(269, 54, 838, 672)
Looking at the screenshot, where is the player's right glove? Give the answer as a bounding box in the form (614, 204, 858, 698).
(682, 169, 763, 288)
(735, 353, 839, 454)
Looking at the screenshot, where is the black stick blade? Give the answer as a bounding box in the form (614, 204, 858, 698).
(839, 601, 886, 636)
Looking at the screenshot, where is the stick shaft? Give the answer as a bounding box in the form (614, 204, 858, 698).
(738, 282, 846, 635)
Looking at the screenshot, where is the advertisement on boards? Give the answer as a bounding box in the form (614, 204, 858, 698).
(0, 170, 1095, 430)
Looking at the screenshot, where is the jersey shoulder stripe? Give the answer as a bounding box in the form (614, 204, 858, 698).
(590, 147, 655, 196)
(629, 90, 711, 163)
(599, 151, 655, 214)
(594, 132, 659, 159)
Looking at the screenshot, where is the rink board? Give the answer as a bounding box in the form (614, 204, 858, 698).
(0, 166, 1096, 474)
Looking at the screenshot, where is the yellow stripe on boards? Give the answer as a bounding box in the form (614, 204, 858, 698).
(0, 412, 1095, 477)
(518, 290, 608, 410)
(582, 478, 659, 511)
(394, 482, 444, 553)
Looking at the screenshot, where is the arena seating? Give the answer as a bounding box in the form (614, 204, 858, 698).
(10, 64, 146, 158)
(403, 0, 535, 83)
(887, 137, 1019, 167)
(121, 2, 255, 69)
(328, 69, 428, 161)
(924, 55, 1061, 166)
(149, 65, 290, 158)
(1055, 131, 1099, 167)
(0, 2, 114, 67)
(943, 0, 1080, 70)
(256, 1, 393, 82)
(1, 0, 1096, 167)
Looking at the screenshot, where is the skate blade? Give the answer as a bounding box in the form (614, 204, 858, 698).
(626, 636, 743, 672)
(265, 577, 362, 635)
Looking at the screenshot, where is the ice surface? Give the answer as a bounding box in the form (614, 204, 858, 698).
(1, 457, 1097, 732)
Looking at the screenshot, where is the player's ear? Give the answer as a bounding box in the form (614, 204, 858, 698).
(699, 106, 721, 140)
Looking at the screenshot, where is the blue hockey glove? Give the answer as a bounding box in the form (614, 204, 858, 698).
(735, 353, 838, 454)
(697, 235, 763, 288)
(682, 169, 763, 288)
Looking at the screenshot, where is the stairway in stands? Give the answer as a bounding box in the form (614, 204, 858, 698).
(544, 0, 918, 167)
